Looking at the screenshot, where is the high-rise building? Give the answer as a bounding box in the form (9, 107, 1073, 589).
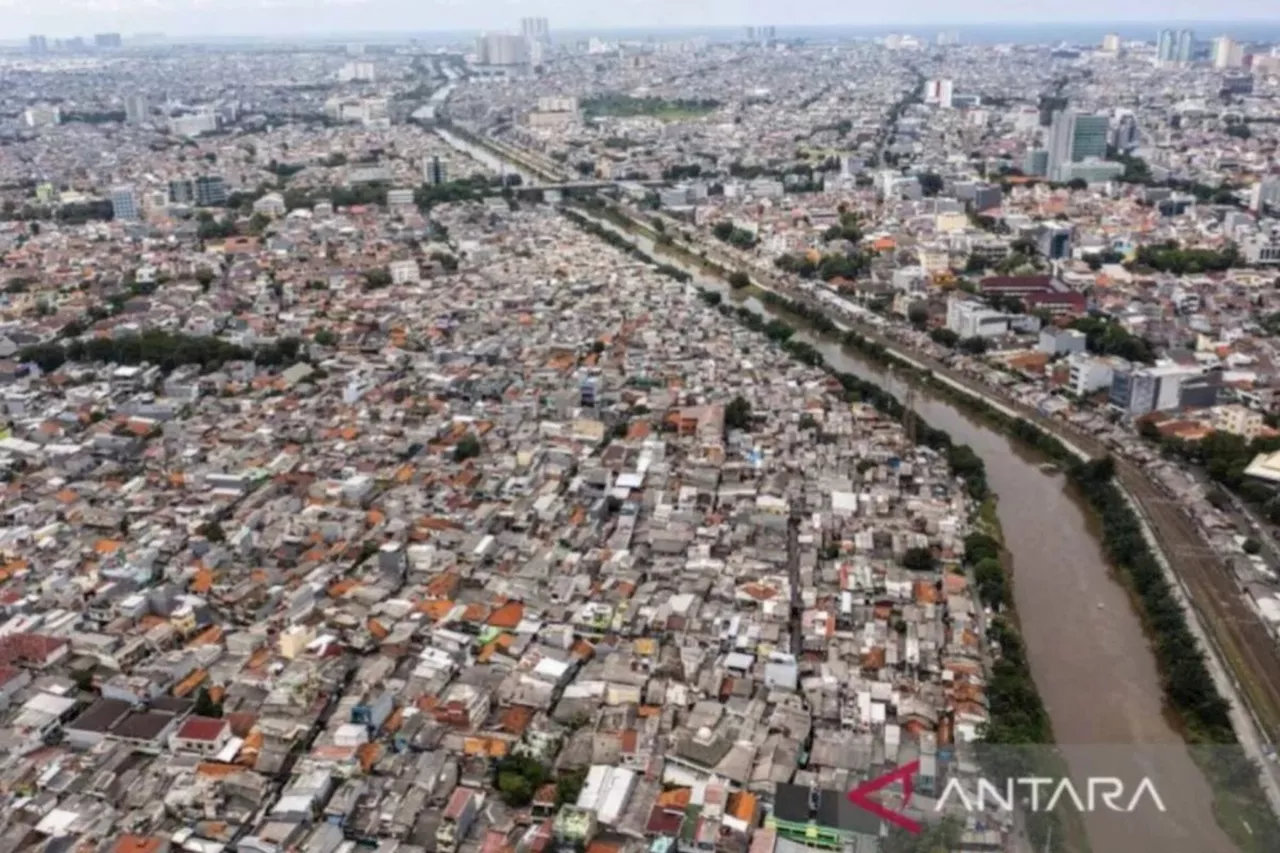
(1101, 33, 1121, 53)
(1250, 178, 1280, 214)
(744, 27, 756, 43)
(1177, 29, 1196, 64)
(923, 78, 954, 108)
(1046, 110, 1110, 181)
(124, 94, 148, 125)
(338, 61, 376, 83)
(28, 35, 48, 54)
(520, 17, 551, 47)
(1213, 35, 1244, 69)
(168, 179, 195, 205)
(1111, 113, 1140, 151)
(195, 176, 227, 207)
(475, 33, 529, 66)
(424, 156, 447, 186)
(94, 33, 122, 49)
(111, 186, 139, 221)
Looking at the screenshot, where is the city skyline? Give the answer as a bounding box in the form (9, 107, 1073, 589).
(7, 3, 1280, 40)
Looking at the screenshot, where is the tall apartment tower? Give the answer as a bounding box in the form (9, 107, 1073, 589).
(124, 94, 148, 125)
(520, 17, 550, 47)
(28, 35, 48, 54)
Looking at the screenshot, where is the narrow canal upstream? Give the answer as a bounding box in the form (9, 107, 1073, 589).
(602, 219, 1233, 853)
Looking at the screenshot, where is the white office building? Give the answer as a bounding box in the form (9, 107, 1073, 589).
(124, 94, 148, 125)
(946, 298, 1009, 338)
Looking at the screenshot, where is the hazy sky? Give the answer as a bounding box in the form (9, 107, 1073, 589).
(8, 0, 1280, 38)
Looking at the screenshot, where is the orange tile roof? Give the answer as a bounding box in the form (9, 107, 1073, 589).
(113, 837, 164, 853)
(94, 539, 122, 554)
(486, 601, 524, 629)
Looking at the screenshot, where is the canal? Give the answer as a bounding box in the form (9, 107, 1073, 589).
(602, 218, 1232, 853)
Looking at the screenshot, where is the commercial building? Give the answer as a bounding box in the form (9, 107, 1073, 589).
(1046, 110, 1110, 182)
(1039, 328, 1087, 356)
(946, 298, 1009, 338)
(475, 33, 528, 67)
(1067, 354, 1117, 396)
(169, 112, 218, 138)
(194, 176, 227, 207)
(1101, 33, 1121, 53)
(1110, 364, 1219, 416)
(94, 33, 123, 48)
(23, 105, 60, 128)
(980, 275, 1087, 316)
(1035, 224, 1073, 260)
(28, 35, 48, 54)
(110, 186, 140, 221)
(124, 94, 148, 125)
(338, 62, 376, 83)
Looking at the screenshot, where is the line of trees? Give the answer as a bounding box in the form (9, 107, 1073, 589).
(560, 207, 691, 284)
(19, 330, 305, 375)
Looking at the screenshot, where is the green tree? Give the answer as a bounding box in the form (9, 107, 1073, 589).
(199, 520, 226, 543)
(314, 328, 338, 346)
(455, 434, 482, 462)
(194, 686, 223, 718)
(1243, 538, 1262, 555)
(727, 271, 750, 289)
(724, 396, 753, 432)
(907, 303, 930, 328)
(902, 547, 935, 571)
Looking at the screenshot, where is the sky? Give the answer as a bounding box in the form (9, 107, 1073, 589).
(6, 0, 1280, 39)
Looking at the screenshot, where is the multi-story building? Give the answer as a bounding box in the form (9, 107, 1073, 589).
(23, 105, 60, 128)
(169, 111, 218, 137)
(1101, 33, 1121, 53)
(1067, 354, 1117, 396)
(94, 33, 122, 48)
(520, 17, 551, 47)
(1046, 110, 1110, 182)
(475, 33, 528, 66)
(1214, 405, 1265, 440)
(923, 78, 954, 108)
(1157, 29, 1195, 65)
(1213, 35, 1244, 68)
(124, 94, 148, 125)
(424, 156, 447, 186)
(28, 35, 48, 54)
(195, 176, 227, 207)
(338, 61, 376, 83)
(111, 186, 139, 221)
(946, 298, 1009, 338)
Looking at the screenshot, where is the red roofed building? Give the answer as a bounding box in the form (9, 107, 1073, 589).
(980, 275, 1087, 316)
(0, 633, 70, 669)
(169, 715, 231, 755)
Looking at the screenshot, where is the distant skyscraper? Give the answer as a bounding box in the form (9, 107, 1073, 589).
(124, 94, 148, 125)
(94, 32, 123, 49)
(1047, 110, 1110, 181)
(744, 26, 756, 43)
(1213, 35, 1244, 69)
(476, 33, 528, 66)
(28, 35, 48, 54)
(1176, 29, 1195, 64)
(1101, 33, 1121, 53)
(111, 186, 139, 221)
(1156, 29, 1180, 64)
(520, 17, 551, 47)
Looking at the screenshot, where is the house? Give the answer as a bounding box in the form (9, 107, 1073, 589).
(170, 715, 232, 755)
